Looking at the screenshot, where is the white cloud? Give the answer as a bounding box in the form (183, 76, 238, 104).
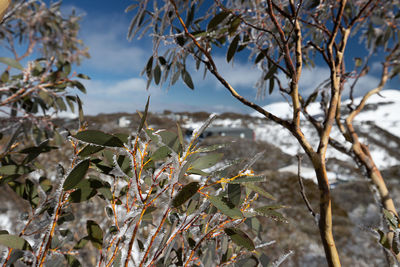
(214, 57, 261, 89)
(79, 13, 148, 76)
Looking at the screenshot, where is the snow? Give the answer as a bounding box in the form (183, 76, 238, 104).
(182, 90, 400, 183)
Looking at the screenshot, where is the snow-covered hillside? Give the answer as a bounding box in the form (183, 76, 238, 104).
(249, 90, 400, 169)
(183, 90, 400, 182)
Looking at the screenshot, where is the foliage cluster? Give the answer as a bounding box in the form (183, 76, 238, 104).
(127, 0, 400, 266)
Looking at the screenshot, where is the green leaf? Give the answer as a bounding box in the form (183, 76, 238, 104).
(69, 179, 97, 203)
(393, 232, 399, 255)
(229, 17, 241, 36)
(255, 206, 287, 222)
(0, 57, 23, 70)
(383, 209, 399, 228)
(0, 234, 32, 251)
(158, 131, 181, 153)
(72, 81, 86, 93)
(227, 35, 240, 63)
(228, 183, 241, 207)
(63, 159, 90, 191)
(146, 56, 153, 79)
(269, 77, 275, 94)
(172, 182, 200, 207)
(224, 228, 255, 251)
(244, 183, 275, 200)
(191, 153, 223, 170)
(63, 62, 71, 76)
(354, 57, 363, 68)
(138, 96, 150, 133)
(255, 51, 266, 64)
(65, 254, 82, 267)
(1, 70, 9, 82)
(377, 229, 391, 250)
(176, 123, 184, 148)
(264, 64, 278, 80)
(230, 176, 266, 184)
(151, 146, 171, 161)
(207, 12, 229, 31)
(185, 4, 195, 27)
(154, 65, 161, 85)
(73, 236, 89, 249)
(76, 95, 84, 125)
(77, 73, 90, 80)
(74, 130, 124, 147)
(78, 144, 104, 157)
(181, 69, 194, 90)
(87, 220, 103, 250)
(209, 195, 242, 219)
(0, 165, 32, 175)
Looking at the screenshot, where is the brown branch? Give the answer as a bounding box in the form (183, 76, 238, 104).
(348, 0, 377, 28)
(213, 0, 284, 56)
(169, 0, 291, 130)
(297, 155, 316, 218)
(266, 0, 296, 78)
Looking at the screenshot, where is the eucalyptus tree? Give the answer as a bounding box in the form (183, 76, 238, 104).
(0, 0, 89, 156)
(127, 0, 400, 266)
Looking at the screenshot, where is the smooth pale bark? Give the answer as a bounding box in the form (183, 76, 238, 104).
(0, 0, 10, 21)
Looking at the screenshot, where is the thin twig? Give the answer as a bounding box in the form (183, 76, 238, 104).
(297, 155, 316, 218)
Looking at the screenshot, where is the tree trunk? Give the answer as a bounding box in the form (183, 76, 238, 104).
(312, 156, 342, 267)
(353, 142, 400, 261)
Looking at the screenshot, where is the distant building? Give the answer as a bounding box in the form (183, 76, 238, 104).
(185, 127, 254, 141)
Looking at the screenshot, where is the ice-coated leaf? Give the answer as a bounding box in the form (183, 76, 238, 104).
(69, 179, 97, 203)
(87, 220, 103, 250)
(0, 57, 23, 70)
(383, 209, 399, 228)
(172, 182, 200, 207)
(77, 73, 90, 80)
(228, 183, 241, 207)
(255, 206, 287, 222)
(158, 130, 180, 153)
(73, 236, 89, 249)
(255, 50, 267, 64)
(151, 146, 171, 161)
(244, 183, 275, 200)
(230, 176, 266, 184)
(207, 12, 229, 31)
(176, 123, 184, 147)
(197, 144, 226, 153)
(224, 227, 255, 250)
(74, 130, 124, 147)
(146, 56, 153, 79)
(0, 234, 32, 250)
(154, 64, 161, 85)
(76, 95, 84, 126)
(181, 68, 194, 90)
(227, 35, 240, 63)
(73, 81, 86, 93)
(138, 96, 150, 133)
(63, 159, 90, 191)
(264, 64, 278, 80)
(393, 231, 399, 255)
(209, 195, 242, 219)
(78, 144, 104, 157)
(191, 153, 223, 170)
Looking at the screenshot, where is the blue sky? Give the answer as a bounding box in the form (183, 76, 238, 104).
(45, 0, 400, 115)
